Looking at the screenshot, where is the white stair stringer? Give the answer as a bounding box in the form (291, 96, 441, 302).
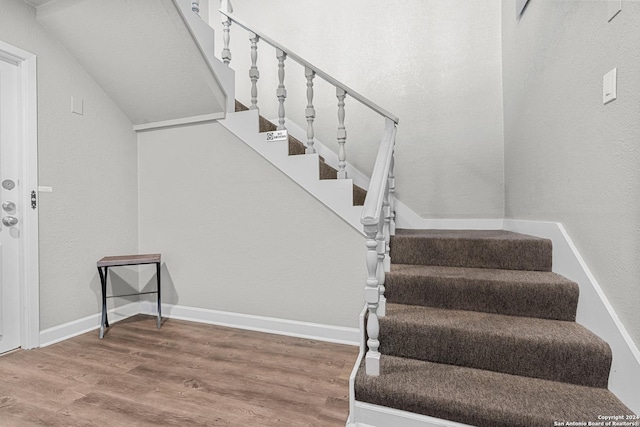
(219, 110, 364, 234)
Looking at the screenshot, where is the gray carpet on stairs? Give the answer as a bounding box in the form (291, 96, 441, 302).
(355, 355, 633, 427)
(386, 264, 579, 320)
(354, 228, 634, 424)
(381, 303, 611, 387)
(391, 229, 553, 271)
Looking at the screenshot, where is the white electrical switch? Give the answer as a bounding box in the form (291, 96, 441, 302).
(71, 96, 83, 115)
(38, 186, 53, 193)
(603, 68, 617, 105)
(608, 0, 621, 22)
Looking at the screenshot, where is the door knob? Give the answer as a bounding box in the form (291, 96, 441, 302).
(2, 201, 16, 212)
(2, 216, 18, 227)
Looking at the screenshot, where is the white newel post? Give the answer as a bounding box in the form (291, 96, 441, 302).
(220, 1, 232, 65)
(364, 224, 381, 376)
(276, 49, 287, 130)
(191, 0, 200, 14)
(336, 87, 347, 179)
(389, 151, 396, 235)
(249, 33, 259, 110)
(305, 67, 316, 154)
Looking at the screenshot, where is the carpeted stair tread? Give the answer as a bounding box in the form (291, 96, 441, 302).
(354, 355, 633, 427)
(258, 115, 277, 133)
(353, 185, 366, 206)
(391, 229, 552, 271)
(319, 159, 338, 180)
(380, 303, 611, 387)
(289, 135, 306, 156)
(235, 100, 250, 112)
(386, 264, 579, 320)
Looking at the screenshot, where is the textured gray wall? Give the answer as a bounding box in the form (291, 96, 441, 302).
(138, 122, 365, 328)
(0, 0, 139, 330)
(502, 0, 640, 346)
(209, 0, 505, 220)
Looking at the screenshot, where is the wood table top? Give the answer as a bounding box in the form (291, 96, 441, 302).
(97, 254, 161, 267)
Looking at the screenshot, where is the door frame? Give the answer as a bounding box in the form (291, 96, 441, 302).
(0, 40, 39, 350)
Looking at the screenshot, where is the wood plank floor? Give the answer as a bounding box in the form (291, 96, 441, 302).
(0, 315, 359, 426)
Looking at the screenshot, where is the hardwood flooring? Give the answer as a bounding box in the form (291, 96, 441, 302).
(0, 315, 359, 426)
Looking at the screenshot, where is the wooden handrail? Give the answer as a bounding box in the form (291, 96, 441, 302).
(361, 118, 397, 227)
(219, 10, 399, 125)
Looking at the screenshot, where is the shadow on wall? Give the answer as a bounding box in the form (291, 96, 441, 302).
(140, 263, 178, 307)
(89, 267, 139, 310)
(89, 264, 178, 312)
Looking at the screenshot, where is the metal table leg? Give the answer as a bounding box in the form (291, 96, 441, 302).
(97, 266, 109, 339)
(156, 262, 162, 329)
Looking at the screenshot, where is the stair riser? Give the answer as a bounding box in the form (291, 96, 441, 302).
(379, 319, 611, 388)
(354, 355, 632, 427)
(385, 274, 578, 321)
(390, 237, 552, 271)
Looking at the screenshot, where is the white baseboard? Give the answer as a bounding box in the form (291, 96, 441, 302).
(347, 306, 367, 425)
(503, 219, 640, 415)
(38, 301, 359, 349)
(352, 402, 474, 427)
(138, 301, 360, 346)
(39, 302, 140, 347)
(394, 200, 504, 230)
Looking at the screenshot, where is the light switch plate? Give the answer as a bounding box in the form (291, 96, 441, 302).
(71, 96, 83, 115)
(603, 68, 617, 105)
(608, 0, 621, 22)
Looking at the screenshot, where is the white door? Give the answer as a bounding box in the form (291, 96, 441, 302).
(0, 58, 21, 354)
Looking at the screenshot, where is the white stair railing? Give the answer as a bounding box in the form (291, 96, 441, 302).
(361, 120, 397, 375)
(216, 3, 398, 376)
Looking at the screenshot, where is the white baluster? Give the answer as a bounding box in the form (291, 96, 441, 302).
(305, 67, 316, 154)
(336, 88, 347, 179)
(249, 33, 260, 110)
(191, 0, 200, 14)
(389, 149, 396, 235)
(376, 215, 386, 317)
(364, 225, 381, 376)
(220, 0, 232, 66)
(276, 49, 287, 130)
(383, 179, 391, 272)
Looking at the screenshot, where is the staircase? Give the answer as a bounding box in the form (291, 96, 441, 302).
(353, 229, 633, 426)
(208, 6, 637, 426)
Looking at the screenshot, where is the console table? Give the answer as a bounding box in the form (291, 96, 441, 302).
(97, 254, 162, 339)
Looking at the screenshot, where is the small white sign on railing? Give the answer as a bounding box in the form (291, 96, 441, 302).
(266, 130, 288, 142)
